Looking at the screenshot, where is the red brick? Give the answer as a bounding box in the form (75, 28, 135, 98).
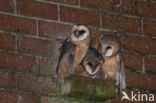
(0, 14, 36, 35)
(102, 14, 141, 33)
(122, 0, 156, 18)
(17, 0, 58, 20)
(0, 71, 15, 88)
(18, 36, 59, 57)
(81, 0, 120, 12)
(0, 0, 14, 12)
(126, 71, 156, 90)
(144, 20, 156, 36)
(39, 21, 72, 39)
(0, 52, 38, 73)
(0, 33, 15, 51)
(123, 53, 142, 70)
(145, 56, 156, 73)
(123, 35, 156, 54)
(40, 58, 57, 75)
(60, 6, 100, 27)
(48, 0, 79, 5)
(90, 28, 118, 37)
(0, 91, 38, 103)
(18, 74, 58, 95)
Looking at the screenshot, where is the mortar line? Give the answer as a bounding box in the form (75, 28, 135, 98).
(122, 32, 152, 38)
(36, 0, 156, 20)
(78, 0, 81, 7)
(57, 3, 61, 22)
(0, 68, 55, 77)
(123, 48, 156, 57)
(0, 25, 124, 40)
(99, 13, 103, 28)
(0, 14, 153, 39)
(0, 20, 152, 40)
(3, 0, 156, 21)
(36, 0, 120, 14)
(141, 19, 144, 36)
(13, 0, 17, 14)
(0, 30, 57, 41)
(0, 49, 56, 59)
(1, 9, 156, 25)
(142, 56, 146, 73)
(36, 0, 80, 8)
(0, 11, 58, 23)
(15, 35, 18, 52)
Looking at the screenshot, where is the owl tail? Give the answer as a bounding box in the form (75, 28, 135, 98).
(119, 53, 126, 95)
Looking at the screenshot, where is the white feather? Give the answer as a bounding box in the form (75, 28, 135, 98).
(105, 46, 114, 56)
(86, 65, 92, 75)
(86, 65, 100, 75)
(79, 25, 86, 30)
(71, 32, 88, 42)
(92, 65, 100, 75)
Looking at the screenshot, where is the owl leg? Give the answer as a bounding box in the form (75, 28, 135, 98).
(115, 72, 120, 86)
(68, 54, 77, 74)
(57, 57, 71, 85)
(104, 74, 111, 80)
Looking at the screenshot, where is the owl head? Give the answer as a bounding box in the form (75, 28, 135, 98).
(100, 35, 121, 57)
(83, 48, 104, 75)
(71, 25, 90, 44)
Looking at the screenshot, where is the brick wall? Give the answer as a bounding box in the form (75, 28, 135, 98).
(0, 0, 156, 103)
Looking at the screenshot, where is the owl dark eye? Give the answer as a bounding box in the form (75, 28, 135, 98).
(95, 64, 99, 68)
(87, 62, 93, 68)
(79, 30, 85, 34)
(106, 46, 111, 49)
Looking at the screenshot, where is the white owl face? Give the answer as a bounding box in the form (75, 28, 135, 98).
(100, 35, 120, 57)
(71, 25, 90, 42)
(85, 62, 101, 75)
(102, 44, 115, 57)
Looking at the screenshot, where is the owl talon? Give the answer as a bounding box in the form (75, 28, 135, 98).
(57, 79, 64, 86)
(104, 75, 111, 80)
(115, 80, 119, 86)
(69, 67, 76, 75)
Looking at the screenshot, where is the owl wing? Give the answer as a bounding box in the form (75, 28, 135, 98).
(90, 36, 100, 49)
(56, 38, 75, 84)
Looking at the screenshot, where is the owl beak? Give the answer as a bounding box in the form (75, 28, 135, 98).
(102, 45, 108, 54)
(74, 30, 79, 37)
(76, 32, 79, 36)
(102, 48, 106, 54)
